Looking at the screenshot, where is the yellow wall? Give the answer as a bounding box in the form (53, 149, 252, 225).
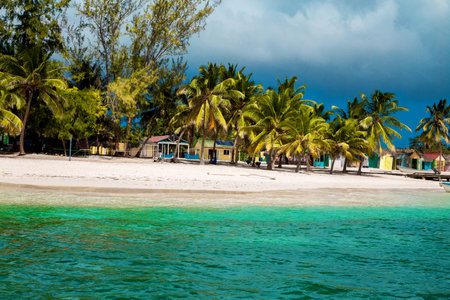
(380, 155, 395, 170)
(196, 148, 232, 161)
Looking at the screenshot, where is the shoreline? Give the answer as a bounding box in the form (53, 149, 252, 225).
(0, 154, 446, 207)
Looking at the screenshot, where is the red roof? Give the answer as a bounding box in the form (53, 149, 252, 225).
(148, 135, 170, 143)
(424, 153, 441, 160)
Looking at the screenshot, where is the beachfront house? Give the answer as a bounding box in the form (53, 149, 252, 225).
(194, 139, 234, 162)
(395, 149, 423, 170)
(423, 153, 446, 172)
(368, 153, 379, 168)
(140, 135, 190, 158)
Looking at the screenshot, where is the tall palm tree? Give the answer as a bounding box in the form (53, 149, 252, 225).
(332, 96, 368, 174)
(361, 91, 410, 160)
(327, 118, 368, 174)
(0, 46, 67, 154)
(279, 106, 329, 172)
(178, 63, 243, 165)
(243, 85, 306, 170)
(416, 99, 450, 171)
(227, 71, 264, 163)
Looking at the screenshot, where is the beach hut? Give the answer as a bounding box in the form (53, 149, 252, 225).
(423, 153, 446, 172)
(368, 153, 379, 168)
(140, 135, 189, 158)
(314, 154, 330, 167)
(328, 154, 345, 169)
(379, 150, 396, 170)
(444, 154, 450, 172)
(395, 149, 422, 170)
(194, 139, 234, 162)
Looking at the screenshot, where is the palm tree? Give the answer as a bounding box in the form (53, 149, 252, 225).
(361, 91, 410, 162)
(0, 88, 23, 135)
(226, 71, 264, 163)
(243, 83, 306, 170)
(416, 99, 450, 172)
(327, 118, 368, 174)
(332, 96, 368, 174)
(279, 106, 329, 172)
(0, 46, 67, 154)
(178, 63, 243, 165)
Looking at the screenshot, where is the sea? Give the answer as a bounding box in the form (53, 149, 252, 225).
(0, 189, 448, 299)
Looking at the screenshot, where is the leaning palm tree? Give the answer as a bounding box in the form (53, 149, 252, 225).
(361, 91, 410, 161)
(178, 63, 243, 165)
(0, 46, 67, 154)
(278, 106, 329, 172)
(416, 99, 450, 172)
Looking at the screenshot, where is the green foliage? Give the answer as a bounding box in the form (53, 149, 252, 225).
(0, 0, 70, 53)
(128, 0, 221, 66)
(360, 91, 410, 154)
(0, 46, 67, 154)
(416, 99, 450, 146)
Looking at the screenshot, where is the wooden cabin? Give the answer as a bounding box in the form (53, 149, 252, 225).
(423, 153, 446, 172)
(140, 135, 190, 158)
(194, 139, 234, 162)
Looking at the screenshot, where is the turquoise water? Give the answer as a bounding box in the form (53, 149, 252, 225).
(0, 195, 449, 298)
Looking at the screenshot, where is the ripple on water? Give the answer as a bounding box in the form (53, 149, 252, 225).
(0, 193, 449, 298)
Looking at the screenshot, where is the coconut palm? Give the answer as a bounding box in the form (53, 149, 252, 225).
(361, 91, 410, 157)
(332, 96, 369, 174)
(278, 106, 329, 172)
(178, 63, 243, 165)
(0, 46, 67, 154)
(243, 84, 307, 170)
(226, 71, 264, 163)
(416, 99, 450, 171)
(0, 88, 23, 135)
(327, 118, 368, 174)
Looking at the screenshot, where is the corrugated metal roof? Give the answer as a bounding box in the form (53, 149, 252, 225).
(148, 135, 170, 143)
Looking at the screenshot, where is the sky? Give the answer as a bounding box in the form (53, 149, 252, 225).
(184, 0, 450, 147)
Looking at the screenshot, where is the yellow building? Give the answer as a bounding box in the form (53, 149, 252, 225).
(379, 151, 396, 170)
(194, 139, 234, 161)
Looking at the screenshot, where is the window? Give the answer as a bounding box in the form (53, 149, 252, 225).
(224, 150, 230, 155)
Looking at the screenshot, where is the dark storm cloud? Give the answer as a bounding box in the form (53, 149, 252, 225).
(185, 0, 449, 145)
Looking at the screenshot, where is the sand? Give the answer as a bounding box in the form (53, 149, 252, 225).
(0, 154, 442, 194)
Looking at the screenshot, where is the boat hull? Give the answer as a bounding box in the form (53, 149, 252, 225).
(441, 182, 450, 192)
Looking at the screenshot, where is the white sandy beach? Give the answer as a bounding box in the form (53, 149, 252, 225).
(0, 154, 442, 191)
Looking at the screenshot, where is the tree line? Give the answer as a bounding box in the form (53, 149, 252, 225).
(0, 0, 448, 173)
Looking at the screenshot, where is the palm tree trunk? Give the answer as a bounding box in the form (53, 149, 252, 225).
(123, 116, 132, 157)
(61, 139, 67, 156)
(114, 119, 120, 156)
(306, 155, 312, 172)
(439, 142, 442, 173)
(19, 92, 33, 155)
(199, 108, 207, 165)
(357, 160, 363, 175)
(330, 157, 336, 174)
(211, 136, 217, 164)
(172, 128, 186, 162)
(232, 134, 239, 164)
(267, 149, 274, 170)
(295, 159, 301, 172)
(277, 154, 283, 168)
(343, 157, 348, 173)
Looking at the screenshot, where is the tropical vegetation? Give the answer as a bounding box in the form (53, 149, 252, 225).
(0, 0, 446, 175)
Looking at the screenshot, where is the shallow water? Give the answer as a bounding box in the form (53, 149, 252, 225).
(0, 192, 449, 298)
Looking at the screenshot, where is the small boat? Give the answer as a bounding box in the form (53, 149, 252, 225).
(440, 182, 450, 192)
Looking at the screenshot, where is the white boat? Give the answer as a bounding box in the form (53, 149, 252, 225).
(440, 182, 450, 192)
